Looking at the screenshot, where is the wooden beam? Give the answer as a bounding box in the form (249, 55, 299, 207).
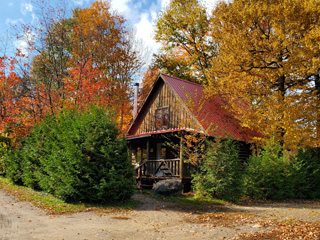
(180, 138, 183, 179)
(133, 148, 137, 165)
(146, 139, 150, 161)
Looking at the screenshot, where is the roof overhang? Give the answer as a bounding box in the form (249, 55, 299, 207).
(126, 134, 152, 140)
(126, 127, 206, 141)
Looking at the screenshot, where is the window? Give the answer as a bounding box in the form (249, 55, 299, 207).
(155, 107, 169, 129)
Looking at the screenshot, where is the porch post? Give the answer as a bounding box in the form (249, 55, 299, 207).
(180, 138, 184, 179)
(140, 148, 143, 164)
(133, 148, 138, 165)
(146, 139, 150, 161)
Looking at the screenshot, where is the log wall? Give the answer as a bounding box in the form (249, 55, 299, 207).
(135, 81, 202, 135)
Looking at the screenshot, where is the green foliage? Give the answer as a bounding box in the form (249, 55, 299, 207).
(152, 53, 198, 83)
(243, 138, 304, 200)
(0, 135, 11, 176)
(295, 147, 320, 199)
(192, 138, 243, 202)
(0, 176, 139, 214)
(154, 0, 216, 83)
(5, 107, 134, 203)
(192, 137, 320, 201)
(152, 191, 226, 211)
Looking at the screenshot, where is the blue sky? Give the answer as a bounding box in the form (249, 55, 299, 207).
(0, 0, 219, 67)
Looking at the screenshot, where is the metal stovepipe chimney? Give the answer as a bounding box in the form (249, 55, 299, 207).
(133, 83, 139, 118)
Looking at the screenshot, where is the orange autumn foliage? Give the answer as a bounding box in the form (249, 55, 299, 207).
(139, 67, 160, 107)
(1, 0, 143, 141)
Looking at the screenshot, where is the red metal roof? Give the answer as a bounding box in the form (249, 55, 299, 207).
(160, 73, 260, 142)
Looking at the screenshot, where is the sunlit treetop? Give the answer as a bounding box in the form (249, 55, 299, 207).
(207, 0, 320, 149)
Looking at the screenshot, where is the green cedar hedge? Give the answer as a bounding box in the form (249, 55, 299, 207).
(192, 137, 320, 201)
(243, 139, 320, 200)
(5, 107, 134, 203)
(192, 138, 243, 202)
(295, 147, 320, 199)
(243, 138, 299, 200)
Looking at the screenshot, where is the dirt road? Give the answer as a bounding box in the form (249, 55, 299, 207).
(1, 189, 320, 240)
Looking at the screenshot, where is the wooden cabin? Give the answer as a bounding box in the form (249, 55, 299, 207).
(126, 73, 259, 189)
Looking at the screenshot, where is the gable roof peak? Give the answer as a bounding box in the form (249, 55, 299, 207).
(127, 73, 261, 142)
(160, 73, 203, 88)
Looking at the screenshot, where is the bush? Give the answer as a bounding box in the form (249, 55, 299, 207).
(0, 135, 11, 176)
(192, 138, 243, 202)
(243, 138, 305, 200)
(5, 107, 134, 203)
(295, 147, 320, 199)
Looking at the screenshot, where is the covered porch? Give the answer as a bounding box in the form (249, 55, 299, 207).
(127, 131, 192, 188)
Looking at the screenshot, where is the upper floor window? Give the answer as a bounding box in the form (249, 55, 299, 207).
(155, 107, 169, 129)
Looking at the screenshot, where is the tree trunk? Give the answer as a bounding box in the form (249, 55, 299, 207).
(315, 74, 320, 145)
(277, 74, 286, 149)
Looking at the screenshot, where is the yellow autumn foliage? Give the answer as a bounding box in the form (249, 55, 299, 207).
(155, 0, 216, 84)
(207, 0, 320, 149)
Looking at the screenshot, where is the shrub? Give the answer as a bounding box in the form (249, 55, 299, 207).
(5, 107, 134, 203)
(295, 147, 320, 199)
(243, 138, 304, 200)
(0, 135, 11, 176)
(192, 137, 243, 202)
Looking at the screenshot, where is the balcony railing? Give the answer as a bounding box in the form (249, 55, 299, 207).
(135, 159, 180, 178)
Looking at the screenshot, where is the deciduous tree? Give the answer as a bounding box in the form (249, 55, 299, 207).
(138, 66, 160, 107)
(207, 0, 320, 149)
(155, 0, 216, 84)
(0, 57, 31, 141)
(4, 0, 143, 138)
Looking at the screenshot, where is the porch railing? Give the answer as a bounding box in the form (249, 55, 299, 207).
(135, 159, 180, 178)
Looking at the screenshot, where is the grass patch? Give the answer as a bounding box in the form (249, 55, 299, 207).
(0, 176, 139, 214)
(146, 190, 230, 211)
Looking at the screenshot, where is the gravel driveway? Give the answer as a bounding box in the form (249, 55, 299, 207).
(1, 189, 320, 240)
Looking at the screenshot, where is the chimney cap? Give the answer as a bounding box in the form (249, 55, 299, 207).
(134, 83, 139, 86)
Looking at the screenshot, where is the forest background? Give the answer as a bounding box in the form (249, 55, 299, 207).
(0, 0, 319, 202)
(1, 0, 319, 150)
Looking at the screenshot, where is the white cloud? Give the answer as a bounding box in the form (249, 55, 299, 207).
(8, 2, 14, 7)
(104, 0, 160, 67)
(14, 31, 36, 56)
(134, 13, 160, 53)
(31, 13, 38, 24)
(21, 3, 33, 16)
(14, 39, 28, 55)
(110, 0, 131, 15)
(107, 0, 221, 69)
(71, 0, 90, 6)
(159, 0, 170, 9)
(5, 18, 23, 26)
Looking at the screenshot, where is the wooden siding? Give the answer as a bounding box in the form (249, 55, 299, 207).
(135, 80, 202, 135)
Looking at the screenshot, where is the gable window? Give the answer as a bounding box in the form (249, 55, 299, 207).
(155, 107, 169, 129)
